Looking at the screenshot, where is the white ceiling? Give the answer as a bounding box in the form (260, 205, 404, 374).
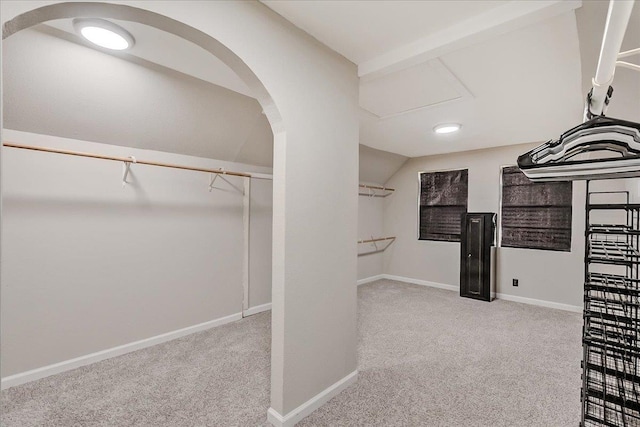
(263, 0, 591, 158)
(262, 0, 505, 64)
(360, 11, 584, 157)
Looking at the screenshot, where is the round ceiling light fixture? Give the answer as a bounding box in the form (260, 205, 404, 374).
(73, 18, 135, 51)
(433, 123, 462, 134)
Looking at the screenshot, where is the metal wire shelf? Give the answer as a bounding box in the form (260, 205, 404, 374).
(582, 186, 640, 427)
(589, 224, 640, 236)
(588, 239, 640, 265)
(582, 345, 640, 427)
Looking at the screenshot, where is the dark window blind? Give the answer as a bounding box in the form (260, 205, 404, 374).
(419, 169, 468, 242)
(501, 166, 572, 251)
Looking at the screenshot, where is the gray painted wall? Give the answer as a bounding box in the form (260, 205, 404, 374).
(1, 130, 272, 377)
(383, 143, 588, 308)
(249, 177, 273, 308)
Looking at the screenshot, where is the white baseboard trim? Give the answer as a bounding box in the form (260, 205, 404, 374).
(244, 302, 272, 316)
(267, 370, 358, 427)
(357, 274, 385, 286)
(383, 274, 459, 292)
(381, 274, 582, 313)
(495, 293, 582, 313)
(1, 312, 243, 390)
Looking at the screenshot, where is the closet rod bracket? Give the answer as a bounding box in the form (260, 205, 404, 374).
(209, 171, 245, 195)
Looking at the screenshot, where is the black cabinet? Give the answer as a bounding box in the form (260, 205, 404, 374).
(460, 213, 496, 301)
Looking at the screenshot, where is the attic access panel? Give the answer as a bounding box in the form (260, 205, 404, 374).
(359, 59, 472, 118)
(517, 117, 640, 182)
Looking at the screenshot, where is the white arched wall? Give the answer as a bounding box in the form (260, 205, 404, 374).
(1, 1, 359, 424)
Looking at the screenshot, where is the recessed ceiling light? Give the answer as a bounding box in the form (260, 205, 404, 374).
(433, 123, 462, 134)
(73, 18, 135, 51)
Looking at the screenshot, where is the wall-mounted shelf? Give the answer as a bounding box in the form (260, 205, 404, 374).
(357, 236, 395, 255)
(359, 184, 395, 198)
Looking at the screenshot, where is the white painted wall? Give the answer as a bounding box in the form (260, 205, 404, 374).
(2, 1, 359, 420)
(382, 143, 588, 308)
(0, 130, 272, 377)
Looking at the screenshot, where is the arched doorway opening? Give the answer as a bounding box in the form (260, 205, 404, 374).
(1, 2, 284, 425)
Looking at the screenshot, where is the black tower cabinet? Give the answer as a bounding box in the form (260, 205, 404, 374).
(460, 213, 496, 301)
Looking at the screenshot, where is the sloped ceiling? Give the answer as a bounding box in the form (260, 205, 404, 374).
(2, 23, 274, 167)
(44, 18, 255, 99)
(359, 144, 408, 185)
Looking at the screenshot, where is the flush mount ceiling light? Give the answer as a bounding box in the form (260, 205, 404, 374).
(73, 18, 135, 51)
(433, 123, 462, 134)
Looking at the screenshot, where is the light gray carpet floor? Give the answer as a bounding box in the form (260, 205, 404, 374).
(299, 280, 582, 426)
(1, 279, 582, 426)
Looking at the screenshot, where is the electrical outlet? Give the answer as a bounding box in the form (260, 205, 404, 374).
(512, 279, 519, 287)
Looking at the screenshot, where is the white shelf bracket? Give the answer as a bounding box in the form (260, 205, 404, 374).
(209, 173, 219, 192)
(209, 170, 245, 195)
(122, 156, 136, 187)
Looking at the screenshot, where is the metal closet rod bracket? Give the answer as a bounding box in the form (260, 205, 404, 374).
(357, 236, 396, 255)
(209, 170, 245, 195)
(358, 184, 395, 197)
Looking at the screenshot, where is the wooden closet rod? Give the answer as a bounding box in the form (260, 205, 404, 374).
(2, 142, 252, 178)
(359, 184, 394, 191)
(358, 236, 396, 244)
